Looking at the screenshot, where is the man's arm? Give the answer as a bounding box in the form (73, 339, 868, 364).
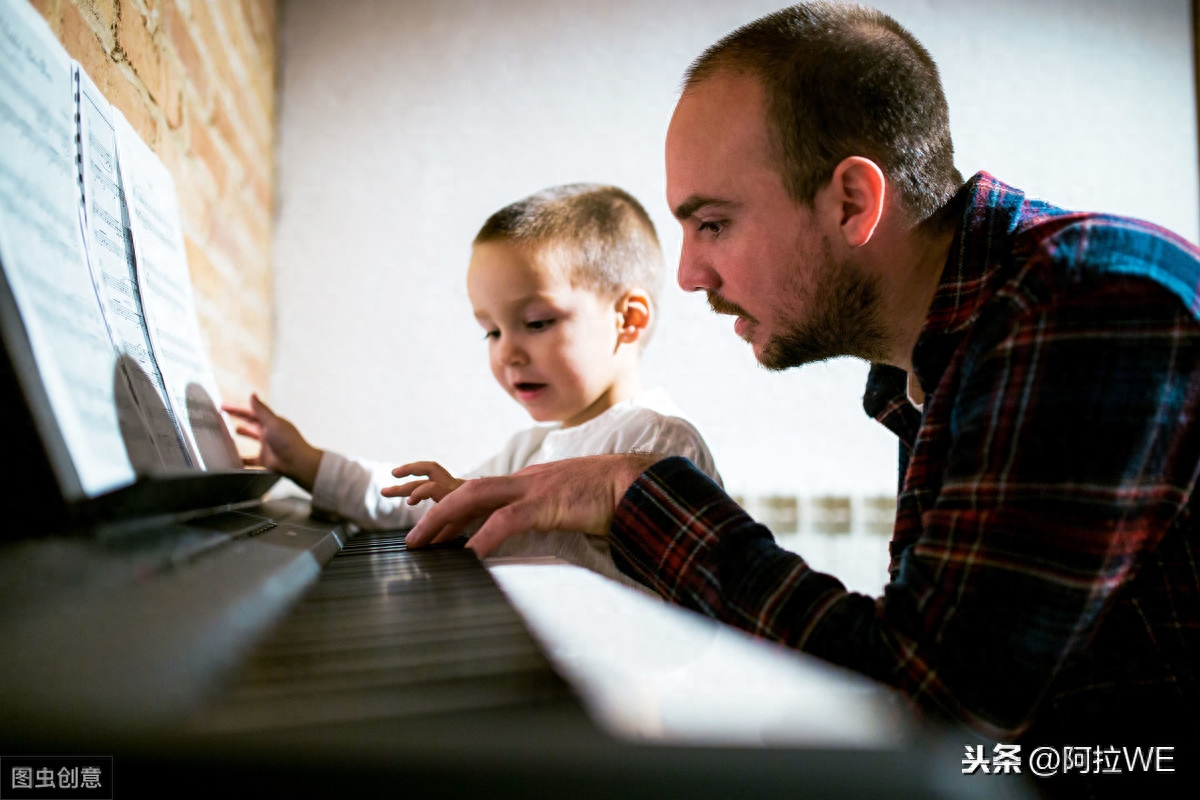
(611, 277, 1200, 738)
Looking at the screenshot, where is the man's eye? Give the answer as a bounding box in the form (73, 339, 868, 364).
(698, 220, 724, 235)
(526, 318, 555, 331)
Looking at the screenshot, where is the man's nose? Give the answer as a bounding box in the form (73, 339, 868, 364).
(677, 241, 716, 293)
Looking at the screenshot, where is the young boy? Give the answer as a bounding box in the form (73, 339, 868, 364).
(224, 184, 719, 589)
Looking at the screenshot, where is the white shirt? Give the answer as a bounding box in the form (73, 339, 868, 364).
(310, 388, 721, 588)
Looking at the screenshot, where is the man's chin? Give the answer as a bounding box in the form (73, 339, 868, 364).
(751, 340, 792, 372)
(735, 326, 777, 367)
(756, 351, 795, 372)
(758, 332, 830, 371)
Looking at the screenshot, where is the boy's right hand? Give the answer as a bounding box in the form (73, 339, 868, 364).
(221, 393, 324, 492)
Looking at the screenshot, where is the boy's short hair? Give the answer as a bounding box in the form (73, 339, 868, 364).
(474, 184, 665, 338)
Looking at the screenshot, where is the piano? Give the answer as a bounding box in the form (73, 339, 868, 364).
(0, 337, 1032, 799)
(1, 495, 1030, 799)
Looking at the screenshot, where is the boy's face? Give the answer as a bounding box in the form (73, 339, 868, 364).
(467, 241, 627, 428)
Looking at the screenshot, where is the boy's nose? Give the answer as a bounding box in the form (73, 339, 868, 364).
(498, 338, 529, 366)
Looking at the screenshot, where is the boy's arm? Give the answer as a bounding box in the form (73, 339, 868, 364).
(311, 452, 435, 530)
(223, 394, 428, 530)
(222, 394, 322, 490)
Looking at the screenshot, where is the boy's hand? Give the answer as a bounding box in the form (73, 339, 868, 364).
(403, 453, 662, 557)
(221, 393, 323, 492)
(383, 462, 465, 504)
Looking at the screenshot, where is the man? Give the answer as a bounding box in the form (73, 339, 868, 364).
(406, 2, 1199, 792)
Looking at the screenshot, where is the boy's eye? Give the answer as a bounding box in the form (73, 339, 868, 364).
(526, 318, 555, 331)
(483, 330, 500, 340)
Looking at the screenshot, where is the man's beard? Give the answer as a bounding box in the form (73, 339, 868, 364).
(760, 246, 888, 370)
(707, 240, 888, 371)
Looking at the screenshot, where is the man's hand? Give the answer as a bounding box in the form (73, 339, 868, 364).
(221, 393, 324, 491)
(404, 453, 663, 557)
(383, 461, 465, 504)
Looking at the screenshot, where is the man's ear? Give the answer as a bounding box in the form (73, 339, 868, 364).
(616, 290, 652, 345)
(823, 156, 886, 248)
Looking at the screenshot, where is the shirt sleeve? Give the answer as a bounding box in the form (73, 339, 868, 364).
(310, 429, 539, 530)
(627, 412, 723, 487)
(310, 451, 433, 530)
(610, 277, 1200, 739)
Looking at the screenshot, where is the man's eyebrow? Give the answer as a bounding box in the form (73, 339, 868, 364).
(672, 195, 736, 221)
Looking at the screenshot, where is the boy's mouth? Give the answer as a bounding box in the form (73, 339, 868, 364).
(513, 382, 547, 400)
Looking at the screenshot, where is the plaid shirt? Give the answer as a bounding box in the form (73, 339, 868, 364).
(611, 173, 1200, 755)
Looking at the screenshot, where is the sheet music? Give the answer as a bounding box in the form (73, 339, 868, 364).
(76, 68, 193, 471)
(114, 114, 240, 471)
(0, 0, 134, 496)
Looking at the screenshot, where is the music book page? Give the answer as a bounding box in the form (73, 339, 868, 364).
(1, 0, 242, 498)
(114, 113, 240, 471)
(77, 67, 193, 472)
(0, 0, 133, 496)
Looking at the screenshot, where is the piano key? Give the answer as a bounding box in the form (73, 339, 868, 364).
(186, 528, 579, 733)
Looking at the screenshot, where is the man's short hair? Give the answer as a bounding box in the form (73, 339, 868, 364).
(684, 2, 962, 223)
(474, 183, 664, 322)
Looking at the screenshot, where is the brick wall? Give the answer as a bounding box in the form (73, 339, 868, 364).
(31, 0, 277, 407)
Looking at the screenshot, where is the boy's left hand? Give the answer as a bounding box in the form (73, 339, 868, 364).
(383, 461, 465, 504)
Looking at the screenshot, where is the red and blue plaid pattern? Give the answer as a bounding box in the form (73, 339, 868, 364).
(611, 174, 1200, 760)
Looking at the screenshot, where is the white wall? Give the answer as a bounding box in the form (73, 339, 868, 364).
(271, 0, 1198, 499)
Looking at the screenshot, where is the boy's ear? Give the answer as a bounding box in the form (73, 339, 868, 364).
(616, 290, 652, 345)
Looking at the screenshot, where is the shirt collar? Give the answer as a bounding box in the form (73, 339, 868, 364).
(863, 172, 1028, 442)
(909, 172, 1029, 395)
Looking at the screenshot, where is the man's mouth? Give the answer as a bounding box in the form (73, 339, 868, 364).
(709, 291, 757, 342)
(707, 291, 756, 323)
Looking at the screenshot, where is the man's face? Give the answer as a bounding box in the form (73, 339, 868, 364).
(665, 71, 885, 370)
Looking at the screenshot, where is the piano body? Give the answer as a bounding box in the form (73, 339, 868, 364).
(0, 314, 1030, 794)
(1, 493, 1027, 799)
